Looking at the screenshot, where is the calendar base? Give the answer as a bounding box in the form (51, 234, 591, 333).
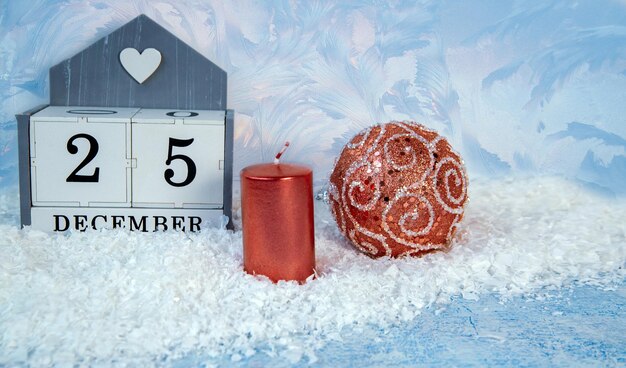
(30, 207, 228, 232)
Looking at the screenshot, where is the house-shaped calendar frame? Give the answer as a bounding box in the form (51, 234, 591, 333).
(16, 14, 234, 231)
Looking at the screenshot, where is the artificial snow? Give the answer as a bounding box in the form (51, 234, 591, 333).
(0, 176, 625, 365)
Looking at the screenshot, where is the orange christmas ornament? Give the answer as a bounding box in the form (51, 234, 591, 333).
(328, 121, 468, 258)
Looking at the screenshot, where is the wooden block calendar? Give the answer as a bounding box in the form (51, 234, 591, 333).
(17, 15, 234, 232)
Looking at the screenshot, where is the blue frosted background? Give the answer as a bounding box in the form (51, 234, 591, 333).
(1, 0, 625, 196)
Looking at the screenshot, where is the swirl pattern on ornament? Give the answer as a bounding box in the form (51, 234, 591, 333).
(349, 229, 386, 257)
(397, 195, 435, 237)
(340, 141, 393, 256)
(381, 193, 435, 248)
(347, 163, 381, 212)
(383, 133, 433, 182)
(433, 157, 467, 214)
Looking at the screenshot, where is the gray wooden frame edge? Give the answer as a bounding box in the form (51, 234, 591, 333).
(224, 109, 235, 230)
(16, 104, 49, 228)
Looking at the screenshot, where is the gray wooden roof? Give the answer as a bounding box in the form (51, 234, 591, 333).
(50, 14, 227, 110)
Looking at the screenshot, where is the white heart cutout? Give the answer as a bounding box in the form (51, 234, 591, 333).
(119, 47, 162, 84)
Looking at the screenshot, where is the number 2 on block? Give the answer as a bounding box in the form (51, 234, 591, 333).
(66, 133, 100, 183)
(164, 137, 197, 187)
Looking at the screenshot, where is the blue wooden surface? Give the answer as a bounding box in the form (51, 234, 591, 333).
(174, 283, 625, 367)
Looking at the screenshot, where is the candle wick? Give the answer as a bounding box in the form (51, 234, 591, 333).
(274, 141, 290, 164)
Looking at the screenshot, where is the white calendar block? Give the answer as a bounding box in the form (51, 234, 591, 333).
(30, 106, 138, 207)
(131, 109, 225, 208)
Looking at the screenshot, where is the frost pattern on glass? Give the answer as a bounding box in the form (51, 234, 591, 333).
(1, 1, 625, 195)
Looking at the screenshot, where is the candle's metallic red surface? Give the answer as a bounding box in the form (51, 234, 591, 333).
(241, 163, 315, 283)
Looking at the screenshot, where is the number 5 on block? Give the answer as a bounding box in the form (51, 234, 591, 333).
(131, 109, 225, 209)
(29, 107, 137, 207)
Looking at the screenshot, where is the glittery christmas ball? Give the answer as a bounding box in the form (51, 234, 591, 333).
(328, 121, 468, 258)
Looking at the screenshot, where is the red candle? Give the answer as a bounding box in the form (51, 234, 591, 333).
(240, 143, 315, 283)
